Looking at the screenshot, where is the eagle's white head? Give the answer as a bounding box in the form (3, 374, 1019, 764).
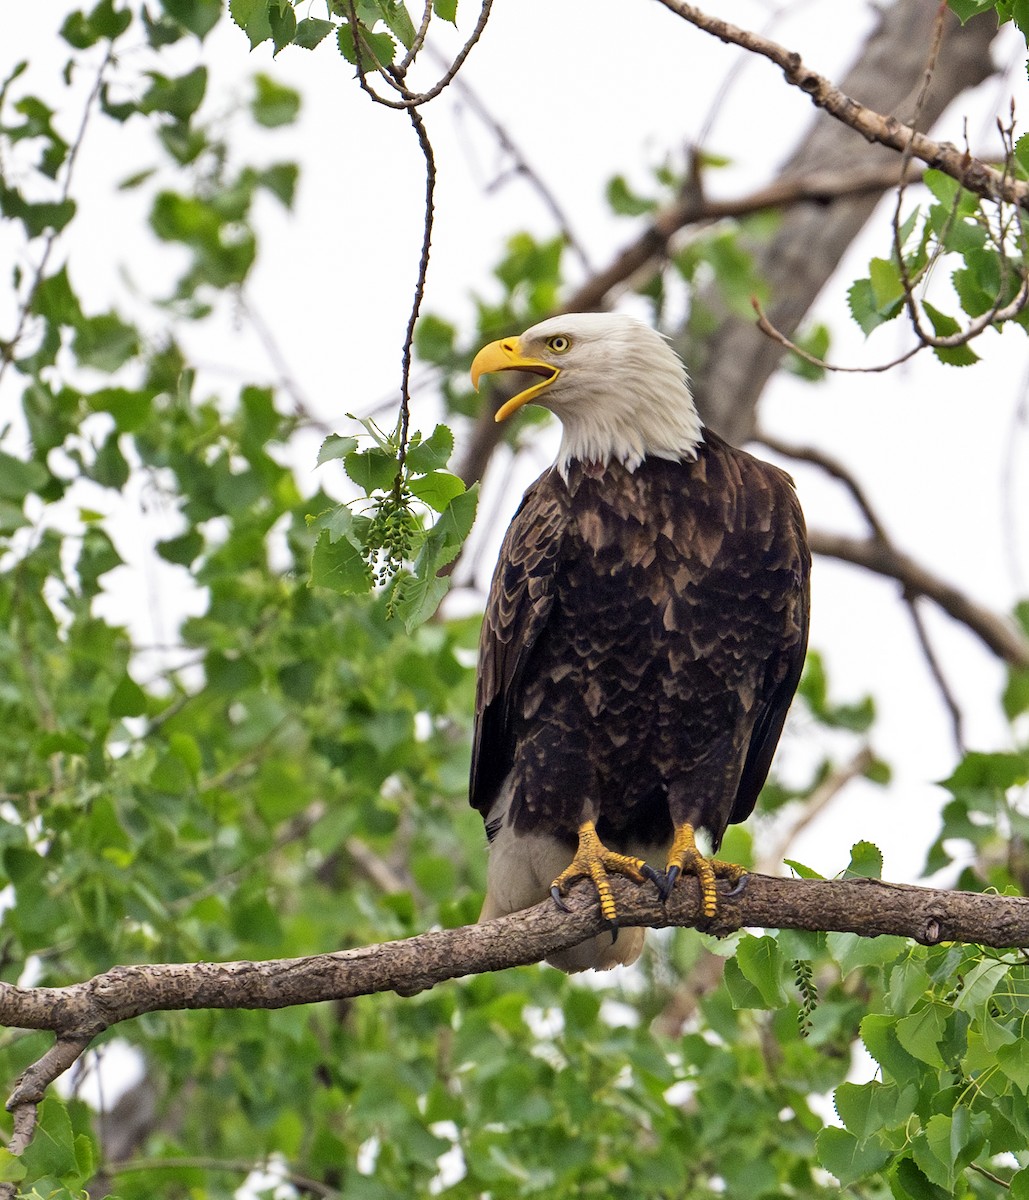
(470, 312, 703, 475)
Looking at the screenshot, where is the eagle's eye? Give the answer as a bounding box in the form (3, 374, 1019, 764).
(546, 335, 571, 354)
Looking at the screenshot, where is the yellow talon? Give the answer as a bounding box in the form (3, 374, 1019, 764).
(550, 820, 656, 926)
(663, 822, 747, 918)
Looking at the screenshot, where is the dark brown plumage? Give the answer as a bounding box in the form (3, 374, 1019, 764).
(468, 314, 810, 971)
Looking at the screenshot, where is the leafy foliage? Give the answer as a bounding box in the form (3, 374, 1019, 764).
(1, 4, 1028, 1199)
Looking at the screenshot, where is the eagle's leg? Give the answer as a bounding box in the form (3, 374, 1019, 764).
(661, 822, 747, 918)
(550, 820, 661, 927)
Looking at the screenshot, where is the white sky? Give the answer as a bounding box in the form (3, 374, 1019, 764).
(2, 1, 1028, 883)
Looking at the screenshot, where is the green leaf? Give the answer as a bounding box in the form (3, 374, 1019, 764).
(845, 840, 884, 879)
(230, 0, 273, 48)
(337, 21, 397, 65)
(311, 528, 373, 595)
(406, 424, 454, 473)
(251, 73, 301, 127)
(869, 257, 904, 310)
(345, 448, 398, 492)
(259, 162, 299, 207)
(160, 0, 222, 37)
(140, 66, 208, 120)
(847, 277, 887, 335)
(723, 956, 767, 1009)
(1015, 132, 1029, 177)
(894, 1003, 947, 1067)
(944, 750, 1029, 795)
(1011, 1168, 1029, 1200)
(921, 301, 980, 367)
(606, 175, 656, 217)
(828, 931, 906, 977)
(0, 1148, 26, 1184)
(269, 4, 297, 56)
(861, 1013, 923, 1083)
(157, 529, 203, 565)
(20, 1098, 78, 1180)
(433, 0, 458, 19)
(996, 1039, 1029, 1090)
(782, 858, 824, 880)
(1003, 668, 1029, 719)
(734, 934, 788, 1008)
(205, 650, 261, 693)
(0, 452, 48, 501)
(376, 0, 417, 48)
(816, 1127, 891, 1187)
(72, 312, 139, 372)
(110, 674, 147, 718)
(408, 470, 465, 513)
(317, 434, 360, 466)
(295, 16, 336, 48)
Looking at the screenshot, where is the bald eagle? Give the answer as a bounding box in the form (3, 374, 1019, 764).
(469, 313, 810, 972)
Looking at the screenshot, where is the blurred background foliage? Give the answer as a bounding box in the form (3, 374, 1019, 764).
(1, 2, 1028, 1197)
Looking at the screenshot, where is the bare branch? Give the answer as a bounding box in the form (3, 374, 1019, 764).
(0, 45, 114, 389)
(4, 874, 1029, 1175)
(1, 878, 1027, 1046)
(808, 530, 1029, 669)
(904, 596, 966, 753)
(654, 0, 1029, 211)
(395, 104, 436, 482)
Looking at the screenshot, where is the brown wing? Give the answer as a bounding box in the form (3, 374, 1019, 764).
(469, 470, 569, 823)
(723, 444, 811, 830)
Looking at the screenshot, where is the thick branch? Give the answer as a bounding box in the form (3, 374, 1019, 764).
(2, 877, 1028, 1047)
(809, 530, 1029, 669)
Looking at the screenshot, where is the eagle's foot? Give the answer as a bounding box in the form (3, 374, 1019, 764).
(550, 820, 656, 929)
(661, 822, 747, 918)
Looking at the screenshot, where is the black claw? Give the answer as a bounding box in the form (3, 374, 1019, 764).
(658, 864, 680, 901)
(641, 862, 664, 888)
(609, 925, 618, 945)
(550, 885, 571, 912)
(726, 872, 749, 898)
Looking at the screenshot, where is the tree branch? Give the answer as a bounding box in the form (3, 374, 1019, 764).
(3, 874, 1027, 1182)
(2, 876, 1027, 1044)
(654, 0, 1026, 211)
(808, 529, 1029, 669)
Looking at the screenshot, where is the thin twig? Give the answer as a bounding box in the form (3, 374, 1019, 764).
(431, 44, 594, 273)
(903, 595, 965, 753)
(0, 44, 114, 388)
(751, 296, 924, 374)
(395, 104, 436, 482)
(345, 0, 494, 111)
(654, 0, 1029, 211)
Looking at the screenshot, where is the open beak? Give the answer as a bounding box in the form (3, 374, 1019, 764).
(470, 337, 560, 422)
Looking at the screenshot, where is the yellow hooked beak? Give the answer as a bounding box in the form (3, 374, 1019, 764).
(470, 337, 561, 422)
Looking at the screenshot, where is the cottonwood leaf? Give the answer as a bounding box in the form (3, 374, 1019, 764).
(816, 1127, 890, 1187)
(894, 1004, 947, 1068)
